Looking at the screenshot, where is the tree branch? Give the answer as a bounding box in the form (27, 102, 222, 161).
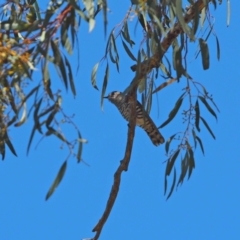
(130, 0, 206, 83)
(92, 89, 137, 240)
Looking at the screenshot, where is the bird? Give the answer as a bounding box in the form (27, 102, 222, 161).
(104, 91, 165, 146)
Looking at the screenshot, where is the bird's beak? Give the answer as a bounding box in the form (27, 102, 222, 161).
(103, 96, 108, 99)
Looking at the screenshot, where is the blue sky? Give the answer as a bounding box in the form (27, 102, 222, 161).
(0, 1, 239, 240)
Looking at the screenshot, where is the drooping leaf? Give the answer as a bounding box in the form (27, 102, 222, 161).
(0, 140, 5, 160)
(176, 0, 192, 39)
(91, 62, 99, 90)
(200, 117, 216, 139)
(101, 63, 109, 110)
(4, 132, 17, 157)
(64, 56, 76, 96)
(152, 78, 177, 94)
(195, 136, 204, 155)
(45, 160, 67, 200)
(121, 40, 137, 61)
(77, 130, 83, 163)
(159, 92, 185, 128)
(27, 125, 36, 155)
(33, 98, 43, 134)
(166, 167, 176, 200)
(51, 40, 68, 90)
(164, 174, 168, 195)
(215, 35, 220, 60)
(227, 0, 231, 26)
(199, 38, 210, 70)
(195, 99, 200, 132)
(192, 129, 197, 149)
(199, 96, 217, 120)
(173, 44, 184, 80)
(177, 151, 189, 186)
(14, 103, 27, 127)
(122, 22, 134, 47)
(165, 133, 177, 154)
(192, 2, 199, 35)
(98, 0, 108, 36)
(188, 147, 195, 179)
(46, 127, 68, 144)
(166, 149, 180, 176)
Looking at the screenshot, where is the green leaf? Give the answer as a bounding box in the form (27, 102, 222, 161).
(46, 127, 68, 144)
(227, 0, 231, 26)
(176, 0, 192, 39)
(165, 133, 177, 154)
(192, 129, 197, 149)
(98, 0, 108, 37)
(4, 132, 17, 157)
(195, 99, 200, 132)
(164, 174, 168, 195)
(192, 2, 199, 35)
(199, 96, 217, 120)
(121, 40, 137, 61)
(195, 136, 204, 155)
(188, 147, 195, 179)
(159, 93, 185, 128)
(51, 40, 68, 90)
(101, 63, 109, 110)
(14, 103, 27, 127)
(199, 38, 210, 70)
(27, 125, 36, 155)
(91, 62, 99, 90)
(215, 35, 220, 60)
(45, 161, 67, 200)
(166, 167, 176, 200)
(77, 130, 83, 163)
(33, 98, 43, 134)
(61, 17, 73, 55)
(200, 116, 216, 139)
(166, 149, 180, 176)
(0, 140, 5, 160)
(121, 22, 134, 46)
(177, 152, 188, 186)
(64, 56, 76, 96)
(173, 45, 184, 80)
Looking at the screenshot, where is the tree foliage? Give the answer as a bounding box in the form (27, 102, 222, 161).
(0, 0, 226, 239)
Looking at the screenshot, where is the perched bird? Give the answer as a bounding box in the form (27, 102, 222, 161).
(104, 91, 165, 146)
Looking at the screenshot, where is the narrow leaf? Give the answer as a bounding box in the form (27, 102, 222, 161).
(166, 149, 180, 176)
(195, 136, 204, 155)
(159, 93, 185, 128)
(215, 35, 220, 60)
(188, 147, 195, 179)
(164, 174, 168, 195)
(64, 56, 76, 96)
(166, 168, 176, 200)
(165, 133, 177, 154)
(199, 38, 210, 70)
(199, 96, 217, 120)
(177, 152, 188, 186)
(200, 116, 216, 139)
(77, 130, 83, 163)
(91, 62, 99, 90)
(101, 63, 109, 109)
(176, 0, 192, 38)
(121, 40, 137, 61)
(4, 132, 17, 157)
(45, 161, 67, 200)
(195, 99, 200, 132)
